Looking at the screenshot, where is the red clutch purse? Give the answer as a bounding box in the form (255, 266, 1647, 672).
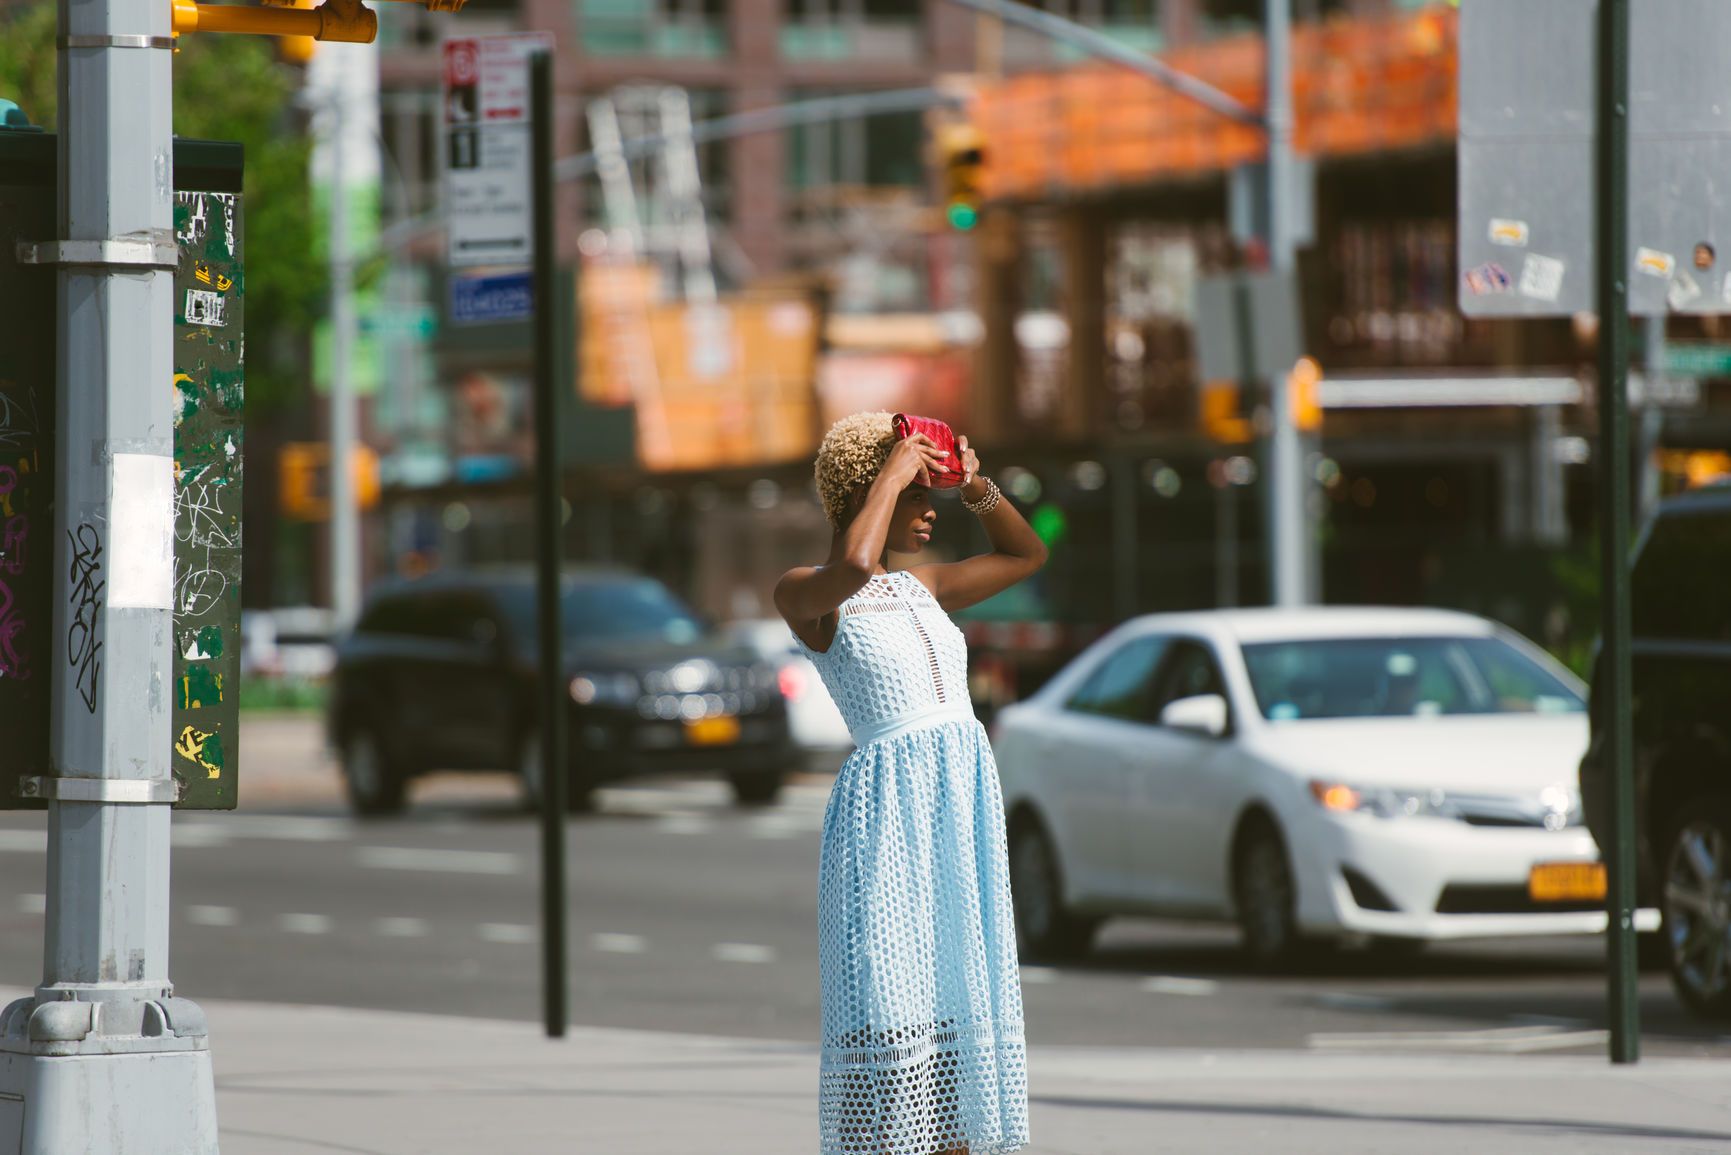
(891, 413, 966, 489)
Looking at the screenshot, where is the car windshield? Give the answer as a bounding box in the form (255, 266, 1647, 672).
(1240, 635, 1584, 721)
(502, 579, 707, 646)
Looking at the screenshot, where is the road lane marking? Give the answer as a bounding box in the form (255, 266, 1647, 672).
(1019, 966, 1059, 984)
(16, 893, 45, 914)
(655, 815, 711, 835)
(187, 905, 238, 927)
(713, 942, 776, 964)
(356, 847, 521, 875)
(591, 933, 647, 954)
(1307, 1025, 1609, 1053)
(479, 923, 538, 945)
(1140, 976, 1219, 997)
(377, 917, 429, 938)
(280, 913, 333, 935)
(0, 831, 46, 853)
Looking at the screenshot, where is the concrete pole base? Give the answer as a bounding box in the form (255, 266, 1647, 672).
(0, 996, 217, 1154)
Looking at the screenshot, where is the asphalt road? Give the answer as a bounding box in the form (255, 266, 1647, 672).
(1, 715, 1727, 1061)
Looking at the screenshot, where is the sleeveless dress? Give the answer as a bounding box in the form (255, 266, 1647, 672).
(801, 569, 1029, 1155)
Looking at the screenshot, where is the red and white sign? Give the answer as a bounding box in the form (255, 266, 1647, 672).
(442, 33, 553, 269)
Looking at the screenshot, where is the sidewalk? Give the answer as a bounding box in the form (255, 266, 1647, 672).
(54, 993, 1728, 1154)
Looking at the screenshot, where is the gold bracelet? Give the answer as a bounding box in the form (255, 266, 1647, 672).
(962, 477, 1002, 516)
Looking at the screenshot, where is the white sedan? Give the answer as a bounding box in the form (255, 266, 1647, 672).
(721, 619, 852, 771)
(994, 607, 1656, 964)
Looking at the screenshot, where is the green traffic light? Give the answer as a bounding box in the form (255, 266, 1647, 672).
(946, 202, 979, 231)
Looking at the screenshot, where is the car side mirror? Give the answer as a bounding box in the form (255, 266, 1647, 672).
(1160, 693, 1229, 738)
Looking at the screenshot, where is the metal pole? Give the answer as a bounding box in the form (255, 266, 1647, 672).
(1112, 455, 1138, 622)
(1263, 0, 1305, 607)
(1215, 470, 1240, 609)
(329, 94, 361, 628)
(530, 49, 570, 1040)
(1595, 0, 1639, 1066)
(0, 0, 218, 1148)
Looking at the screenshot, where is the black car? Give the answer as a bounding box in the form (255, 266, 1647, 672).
(1581, 485, 1731, 1019)
(328, 569, 799, 815)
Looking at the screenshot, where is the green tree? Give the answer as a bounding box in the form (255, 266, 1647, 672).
(0, 7, 320, 410)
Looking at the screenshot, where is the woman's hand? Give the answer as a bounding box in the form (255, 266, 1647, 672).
(881, 434, 946, 490)
(957, 436, 985, 500)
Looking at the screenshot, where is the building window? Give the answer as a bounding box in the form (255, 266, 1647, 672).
(579, 0, 728, 58)
(781, 0, 923, 61)
(786, 89, 924, 193)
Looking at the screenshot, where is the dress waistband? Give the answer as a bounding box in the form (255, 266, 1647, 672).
(850, 703, 976, 749)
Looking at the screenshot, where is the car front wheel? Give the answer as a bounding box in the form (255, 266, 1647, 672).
(1662, 795, 1731, 1020)
(341, 725, 408, 817)
(1234, 820, 1310, 967)
(1008, 818, 1099, 962)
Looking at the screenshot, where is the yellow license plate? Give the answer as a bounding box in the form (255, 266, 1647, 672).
(1528, 861, 1607, 902)
(685, 716, 741, 747)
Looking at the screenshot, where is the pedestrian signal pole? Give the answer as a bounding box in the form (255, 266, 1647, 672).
(0, 0, 220, 1148)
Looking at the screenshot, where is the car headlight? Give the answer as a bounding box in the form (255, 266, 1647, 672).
(570, 671, 641, 707)
(1310, 780, 1463, 821)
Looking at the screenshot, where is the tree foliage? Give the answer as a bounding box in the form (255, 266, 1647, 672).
(0, 6, 320, 410)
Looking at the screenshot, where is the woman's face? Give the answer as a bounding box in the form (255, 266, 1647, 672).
(885, 484, 936, 555)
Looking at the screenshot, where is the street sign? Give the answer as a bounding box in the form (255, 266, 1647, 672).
(449, 270, 534, 325)
(1459, 0, 1731, 317)
(442, 33, 553, 269)
(1663, 342, 1731, 378)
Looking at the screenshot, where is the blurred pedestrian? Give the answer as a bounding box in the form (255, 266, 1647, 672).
(775, 412, 1047, 1155)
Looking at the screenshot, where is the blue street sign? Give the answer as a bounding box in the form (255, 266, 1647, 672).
(449, 271, 534, 325)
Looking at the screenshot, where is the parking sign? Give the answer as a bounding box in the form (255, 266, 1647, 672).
(443, 34, 552, 269)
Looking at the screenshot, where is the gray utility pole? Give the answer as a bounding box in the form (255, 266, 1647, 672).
(1263, 0, 1307, 607)
(329, 93, 362, 629)
(0, 0, 219, 1147)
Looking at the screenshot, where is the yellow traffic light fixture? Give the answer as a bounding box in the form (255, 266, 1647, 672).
(1200, 381, 1253, 445)
(171, 0, 466, 46)
(1289, 355, 1323, 434)
(935, 122, 985, 232)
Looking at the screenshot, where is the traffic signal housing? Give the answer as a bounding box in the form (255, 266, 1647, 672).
(936, 123, 985, 232)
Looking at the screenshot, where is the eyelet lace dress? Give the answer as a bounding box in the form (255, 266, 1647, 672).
(801, 569, 1029, 1155)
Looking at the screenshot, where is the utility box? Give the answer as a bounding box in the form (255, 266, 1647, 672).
(0, 132, 243, 810)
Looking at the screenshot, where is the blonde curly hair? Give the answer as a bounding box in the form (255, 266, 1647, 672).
(814, 411, 897, 528)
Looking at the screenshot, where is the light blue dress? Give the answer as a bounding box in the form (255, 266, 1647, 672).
(801, 569, 1029, 1155)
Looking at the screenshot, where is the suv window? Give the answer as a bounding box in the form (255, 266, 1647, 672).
(1632, 508, 1731, 641)
(1149, 640, 1228, 723)
(1066, 636, 1168, 722)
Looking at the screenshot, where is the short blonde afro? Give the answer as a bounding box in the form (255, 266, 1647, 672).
(814, 411, 896, 528)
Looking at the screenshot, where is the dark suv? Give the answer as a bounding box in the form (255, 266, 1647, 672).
(329, 569, 798, 815)
(1581, 485, 1731, 1019)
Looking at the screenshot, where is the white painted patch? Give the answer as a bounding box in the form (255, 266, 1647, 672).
(184, 288, 226, 327)
(479, 923, 537, 945)
(377, 917, 429, 938)
(279, 913, 332, 935)
(713, 942, 776, 964)
(357, 846, 521, 875)
(1139, 976, 1219, 997)
(108, 453, 174, 610)
(187, 904, 237, 927)
(0, 831, 47, 853)
(1018, 966, 1059, 985)
(17, 893, 45, 914)
(591, 933, 647, 954)
(655, 815, 711, 836)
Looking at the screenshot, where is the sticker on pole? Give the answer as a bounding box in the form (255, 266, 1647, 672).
(443, 33, 552, 269)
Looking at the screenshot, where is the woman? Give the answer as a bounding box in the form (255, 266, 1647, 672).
(775, 412, 1048, 1155)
